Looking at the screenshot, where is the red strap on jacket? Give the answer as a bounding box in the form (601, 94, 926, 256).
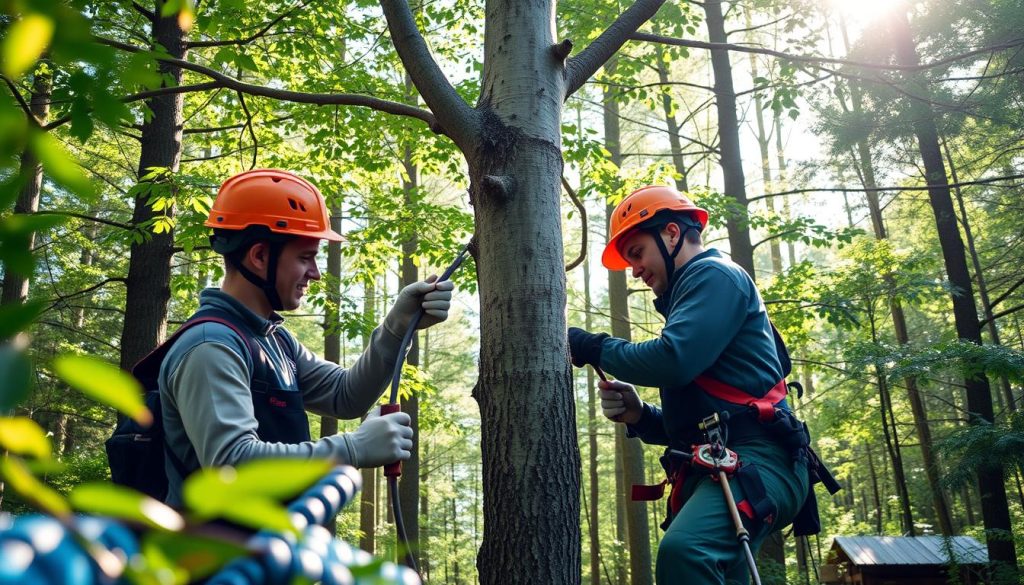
(693, 376, 788, 423)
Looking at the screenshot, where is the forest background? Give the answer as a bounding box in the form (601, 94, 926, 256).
(1, 0, 1024, 583)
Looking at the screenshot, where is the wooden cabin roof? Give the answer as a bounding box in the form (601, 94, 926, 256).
(832, 536, 988, 566)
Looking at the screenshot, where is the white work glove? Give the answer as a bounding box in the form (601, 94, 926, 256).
(384, 275, 455, 335)
(599, 379, 643, 425)
(343, 408, 413, 468)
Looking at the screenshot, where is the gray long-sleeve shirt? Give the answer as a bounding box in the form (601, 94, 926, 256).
(159, 288, 404, 506)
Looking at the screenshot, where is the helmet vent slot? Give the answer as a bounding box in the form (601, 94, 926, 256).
(287, 198, 307, 213)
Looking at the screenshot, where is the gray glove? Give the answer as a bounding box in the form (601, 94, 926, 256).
(599, 379, 643, 424)
(342, 407, 413, 468)
(384, 276, 454, 336)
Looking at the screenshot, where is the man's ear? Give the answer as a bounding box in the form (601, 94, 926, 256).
(662, 221, 682, 245)
(243, 242, 270, 276)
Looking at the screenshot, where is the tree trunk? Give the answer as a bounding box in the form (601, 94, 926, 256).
(603, 62, 653, 585)
(889, 9, 1016, 570)
(1, 69, 51, 305)
(704, 0, 754, 277)
(471, 5, 580, 582)
(398, 142, 421, 569)
(745, 12, 782, 276)
(653, 42, 688, 193)
(360, 274, 377, 553)
(584, 254, 601, 585)
(119, 3, 186, 370)
(943, 140, 1015, 412)
(321, 204, 343, 536)
(840, 18, 955, 535)
(773, 112, 796, 268)
(865, 442, 882, 534)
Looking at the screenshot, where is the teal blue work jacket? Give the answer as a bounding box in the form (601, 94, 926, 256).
(600, 249, 788, 446)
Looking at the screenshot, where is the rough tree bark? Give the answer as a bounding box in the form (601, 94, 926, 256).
(889, 9, 1016, 572)
(118, 2, 186, 370)
(379, 0, 666, 581)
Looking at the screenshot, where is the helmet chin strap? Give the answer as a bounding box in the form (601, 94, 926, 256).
(231, 243, 286, 311)
(647, 221, 698, 291)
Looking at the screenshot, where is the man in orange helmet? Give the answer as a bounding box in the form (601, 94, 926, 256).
(568, 186, 820, 584)
(157, 169, 453, 507)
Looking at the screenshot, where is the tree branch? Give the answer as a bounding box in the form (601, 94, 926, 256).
(378, 0, 478, 149)
(131, 1, 155, 22)
(988, 274, 1024, 310)
(629, 32, 1024, 73)
(236, 91, 258, 169)
(95, 36, 440, 130)
(748, 173, 1024, 202)
(46, 278, 127, 311)
(980, 303, 1024, 327)
(32, 210, 132, 231)
(187, 0, 315, 48)
(562, 177, 586, 272)
(2, 75, 41, 127)
(44, 82, 222, 131)
(565, 0, 667, 99)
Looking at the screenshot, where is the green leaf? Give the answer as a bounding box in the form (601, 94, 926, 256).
(51, 354, 151, 426)
(1, 13, 54, 79)
(29, 131, 95, 200)
(217, 496, 295, 534)
(0, 300, 45, 338)
(0, 456, 69, 517)
(228, 458, 333, 500)
(0, 417, 51, 460)
(70, 483, 185, 531)
(143, 531, 246, 582)
(0, 345, 31, 411)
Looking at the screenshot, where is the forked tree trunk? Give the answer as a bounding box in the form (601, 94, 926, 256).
(119, 2, 186, 370)
(468, 9, 579, 582)
(381, 0, 666, 580)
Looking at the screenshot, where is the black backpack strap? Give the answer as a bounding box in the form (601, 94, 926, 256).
(132, 311, 257, 389)
(132, 310, 259, 481)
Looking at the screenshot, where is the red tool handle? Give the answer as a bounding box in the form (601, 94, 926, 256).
(380, 403, 402, 478)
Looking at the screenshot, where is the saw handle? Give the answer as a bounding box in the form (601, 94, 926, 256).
(380, 403, 403, 477)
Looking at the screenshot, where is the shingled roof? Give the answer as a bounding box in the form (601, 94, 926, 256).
(833, 536, 989, 566)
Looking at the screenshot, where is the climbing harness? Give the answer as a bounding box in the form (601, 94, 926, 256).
(699, 413, 763, 585)
(385, 242, 470, 573)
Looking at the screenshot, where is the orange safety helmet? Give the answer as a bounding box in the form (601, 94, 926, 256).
(602, 186, 708, 270)
(205, 169, 343, 242)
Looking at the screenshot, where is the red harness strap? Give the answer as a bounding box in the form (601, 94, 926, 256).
(693, 375, 788, 423)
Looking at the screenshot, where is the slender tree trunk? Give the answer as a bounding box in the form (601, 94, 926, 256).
(943, 140, 1015, 412)
(889, 10, 1016, 570)
(704, 0, 754, 277)
(653, 43, 688, 192)
(1, 69, 51, 305)
(398, 140, 421, 569)
(773, 112, 795, 268)
(470, 5, 580, 582)
(584, 254, 601, 585)
(321, 202, 343, 536)
(865, 442, 882, 534)
(745, 13, 782, 276)
(119, 3, 186, 370)
(603, 60, 653, 585)
(360, 274, 377, 553)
